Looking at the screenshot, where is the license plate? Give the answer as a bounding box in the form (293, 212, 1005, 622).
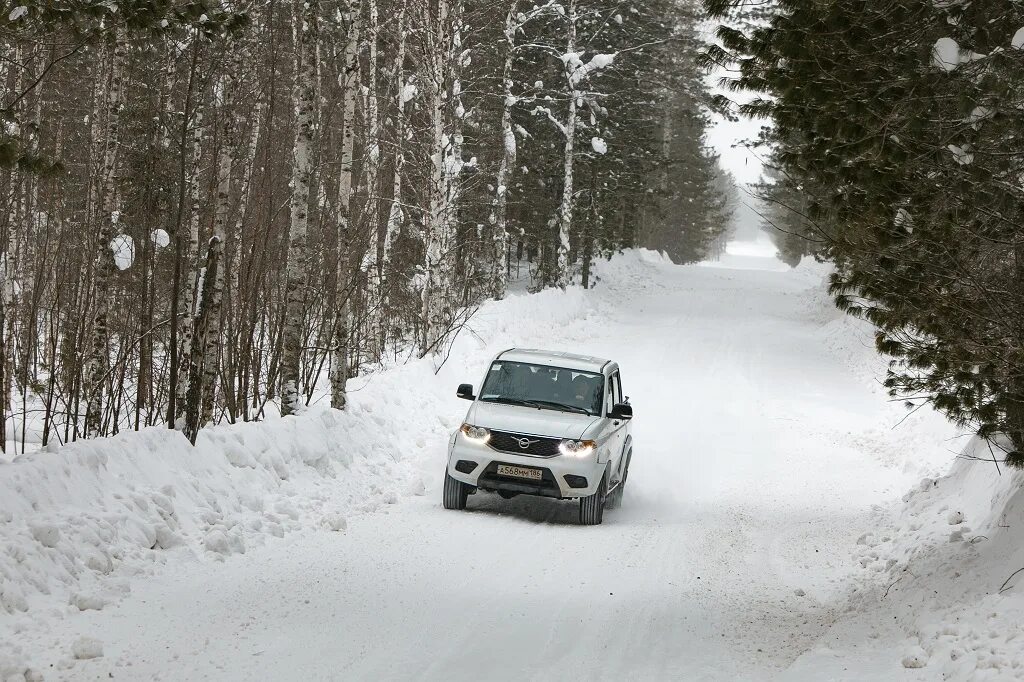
(496, 464, 543, 480)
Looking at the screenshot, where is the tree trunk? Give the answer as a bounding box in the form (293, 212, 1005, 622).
(201, 52, 240, 424)
(183, 237, 222, 444)
(421, 0, 463, 354)
(359, 0, 383, 361)
(281, 0, 319, 416)
(381, 3, 406, 346)
(490, 3, 518, 299)
(330, 0, 360, 411)
(174, 83, 204, 427)
(225, 96, 263, 422)
(167, 38, 201, 428)
(84, 30, 124, 438)
(555, 0, 577, 290)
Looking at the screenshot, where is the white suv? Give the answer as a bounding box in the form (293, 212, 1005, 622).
(443, 349, 633, 525)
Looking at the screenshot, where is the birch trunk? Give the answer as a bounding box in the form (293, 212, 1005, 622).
(200, 54, 240, 424)
(420, 0, 463, 353)
(381, 4, 406, 346)
(281, 0, 319, 416)
(174, 91, 204, 426)
(84, 31, 124, 437)
(330, 0, 360, 410)
(183, 237, 222, 444)
(0, 50, 20, 450)
(137, 46, 174, 427)
(490, 3, 518, 299)
(555, 0, 578, 289)
(225, 97, 262, 421)
(359, 0, 383, 360)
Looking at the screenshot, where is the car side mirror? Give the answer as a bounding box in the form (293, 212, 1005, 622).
(457, 383, 475, 401)
(610, 402, 633, 420)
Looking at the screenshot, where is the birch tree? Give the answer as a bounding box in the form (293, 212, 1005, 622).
(554, 0, 578, 289)
(330, 0, 361, 410)
(420, 0, 465, 353)
(83, 30, 124, 437)
(199, 45, 241, 424)
(382, 3, 407, 334)
(281, 0, 319, 416)
(359, 0, 384, 360)
(0, 0, 723, 446)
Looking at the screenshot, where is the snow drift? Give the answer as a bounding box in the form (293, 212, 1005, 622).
(0, 257, 605, 649)
(0, 389, 441, 619)
(852, 438, 1024, 679)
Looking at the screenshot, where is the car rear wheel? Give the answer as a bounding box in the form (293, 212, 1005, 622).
(579, 473, 606, 525)
(443, 471, 470, 510)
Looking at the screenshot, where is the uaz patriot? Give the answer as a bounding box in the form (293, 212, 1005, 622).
(443, 349, 633, 525)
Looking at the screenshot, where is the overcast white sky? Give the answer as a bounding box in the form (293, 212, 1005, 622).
(701, 20, 768, 188)
(706, 112, 766, 187)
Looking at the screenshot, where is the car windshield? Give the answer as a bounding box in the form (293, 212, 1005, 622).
(478, 360, 604, 416)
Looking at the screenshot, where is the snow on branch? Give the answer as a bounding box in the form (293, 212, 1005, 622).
(562, 51, 617, 86)
(531, 105, 567, 136)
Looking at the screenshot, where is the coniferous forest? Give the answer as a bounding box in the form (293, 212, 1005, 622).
(707, 0, 1024, 464)
(0, 0, 730, 451)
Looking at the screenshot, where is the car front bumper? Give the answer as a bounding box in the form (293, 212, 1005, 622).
(446, 433, 606, 498)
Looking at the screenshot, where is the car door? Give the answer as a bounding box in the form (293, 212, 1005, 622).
(604, 371, 628, 481)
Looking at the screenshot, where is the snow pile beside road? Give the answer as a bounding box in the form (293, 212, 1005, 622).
(789, 437, 1024, 681)
(852, 437, 1024, 679)
(0, 255, 605, 673)
(0, 393, 442, 619)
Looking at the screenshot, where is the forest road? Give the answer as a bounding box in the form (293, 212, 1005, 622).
(43, 250, 940, 681)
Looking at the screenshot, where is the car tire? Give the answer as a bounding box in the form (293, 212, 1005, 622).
(579, 473, 606, 525)
(443, 471, 470, 510)
(607, 451, 631, 510)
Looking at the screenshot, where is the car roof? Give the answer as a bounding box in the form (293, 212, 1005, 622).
(496, 348, 612, 373)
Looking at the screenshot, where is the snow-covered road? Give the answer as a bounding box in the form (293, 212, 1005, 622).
(11, 249, 956, 680)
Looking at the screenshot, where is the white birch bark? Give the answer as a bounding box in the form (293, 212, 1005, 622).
(0, 51, 19, 450)
(84, 30, 124, 437)
(555, 0, 578, 289)
(420, 0, 464, 353)
(490, 2, 519, 298)
(330, 0, 361, 410)
(174, 89, 204, 426)
(281, 0, 319, 416)
(381, 3, 406, 343)
(183, 236, 222, 444)
(359, 0, 383, 360)
(198, 50, 240, 424)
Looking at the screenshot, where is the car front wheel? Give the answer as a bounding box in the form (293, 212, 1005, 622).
(442, 470, 470, 510)
(579, 473, 606, 525)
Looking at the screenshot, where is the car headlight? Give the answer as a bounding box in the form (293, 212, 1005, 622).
(559, 439, 597, 457)
(460, 423, 491, 443)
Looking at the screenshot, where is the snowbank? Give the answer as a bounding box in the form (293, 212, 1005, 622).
(0, 385, 444, 619)
(852, 438, 1024, 679)
(0, 261, 602, 666)
(788, 437, 1024, 680)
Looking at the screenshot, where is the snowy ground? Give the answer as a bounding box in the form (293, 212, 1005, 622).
(4, 245, 1021, 681)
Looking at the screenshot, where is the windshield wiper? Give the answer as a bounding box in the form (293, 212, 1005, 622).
(480, 396, 538, 408)
(520, 399, 592, 415)
(480, 396, 591, 415)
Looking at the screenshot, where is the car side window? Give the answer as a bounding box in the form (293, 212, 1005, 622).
(614, 372, 623, 404)
(607, 372, 621, 414)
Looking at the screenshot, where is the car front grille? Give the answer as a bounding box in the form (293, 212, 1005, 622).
(477, 461, 563, 498)
(488, 430, 562, 457)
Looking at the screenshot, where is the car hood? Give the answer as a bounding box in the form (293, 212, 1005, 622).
(467, 401, 599, 439)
